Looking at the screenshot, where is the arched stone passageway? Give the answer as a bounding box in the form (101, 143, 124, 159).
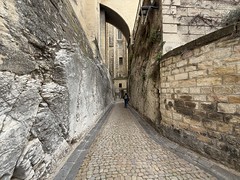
(99, 5, 130, 101)
(100, 4, 130, 42)
(99, 4, 130, 61)
(100, 0, 139, 37)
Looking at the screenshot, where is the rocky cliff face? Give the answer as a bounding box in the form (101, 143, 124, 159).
(129, 0, 162, 127)
(0, 0, 113, 179)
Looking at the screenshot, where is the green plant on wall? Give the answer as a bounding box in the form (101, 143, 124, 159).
(156, 51, 163, 61)
(148, 29, 161, 45)
(155, 41, 166, 61)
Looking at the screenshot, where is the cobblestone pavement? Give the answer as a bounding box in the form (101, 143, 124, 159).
(75, 103, 217, 180)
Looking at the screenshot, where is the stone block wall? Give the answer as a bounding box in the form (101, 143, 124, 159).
(160, 24, 240, 171)
(130, 0, 239, 173)
(162, 0, 239, 53)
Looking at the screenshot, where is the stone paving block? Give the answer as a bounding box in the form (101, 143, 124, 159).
(66, 155, 87, 180)
(76, 144, 86, 151)
(197, 157, 214, 169)
(54, 162, 75, 180)
(211, 165, 240, 180)
(67, 150, 82, 163)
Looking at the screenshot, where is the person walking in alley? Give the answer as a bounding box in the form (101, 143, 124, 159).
(123, 93, 129, 108)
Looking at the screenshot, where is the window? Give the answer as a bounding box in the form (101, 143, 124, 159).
(109, 36, 114, 47)
(119, 83, 122, 88)
(119, 57, 123, 65)
(118, 30, 122, 40)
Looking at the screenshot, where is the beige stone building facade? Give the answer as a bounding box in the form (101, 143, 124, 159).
(133, 0, 239, 53)
(69, 0, 138, 59)
(162, 0, 239, 53)
(106, 24, 129, 98)
(70, 0, 239, 99)
(69, 0, 138, 99)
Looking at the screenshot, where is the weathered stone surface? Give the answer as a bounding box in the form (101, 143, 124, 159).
(131, 9, 240, 172)
(162, 0, 237, 54)
(201, 103, 216, 112)
(175, 72, 188, 80)
(0, 0, 113, 179)
(129, 0, 240, 174)
(189, 87, 200, 94)
(128, 5, 162, 129)
(0, 119, 27, 180)
(12, 139, 46, 180)
(0, 72, 42, 179)
(160, 34, 240, 171)
(223, 75, 240, 85)
(228, 96, 240, 104)
(189, 70, 206, 78)
(212, 66, 236, 75)
(197, 77, 222, 86)
(214, 86, 232, 94)
(218, 103, 237, 114)
(217, 122, 233, 133)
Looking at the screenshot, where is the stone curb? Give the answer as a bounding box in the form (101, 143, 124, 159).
(128, 106, 240, 180)
(53, 104, 114, 180)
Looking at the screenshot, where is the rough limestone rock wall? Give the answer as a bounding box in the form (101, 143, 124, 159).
(0, 0, 113, 179)
(129, 50, 161, 126)
(129, 0, 162, 127)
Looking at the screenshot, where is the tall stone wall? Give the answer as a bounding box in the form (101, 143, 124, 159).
(129, 0, 162, 127)
(162, 0, 239, 53)
(0, 0, 113, 179)
(130, 0, 240, 171)
(160, 24, 240, 171)
(69, 0, 101, 55)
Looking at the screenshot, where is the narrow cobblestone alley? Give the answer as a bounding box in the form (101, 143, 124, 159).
(74, 103, 219, 180)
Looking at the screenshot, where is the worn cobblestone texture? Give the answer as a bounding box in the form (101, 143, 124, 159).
(75, 103, 216, 179)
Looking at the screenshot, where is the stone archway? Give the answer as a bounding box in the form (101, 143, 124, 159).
(100, 4, 130, 43)
(100, 0, 139, 42)
(99, 3, 134, 61)
(98, 1, 138, 100)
